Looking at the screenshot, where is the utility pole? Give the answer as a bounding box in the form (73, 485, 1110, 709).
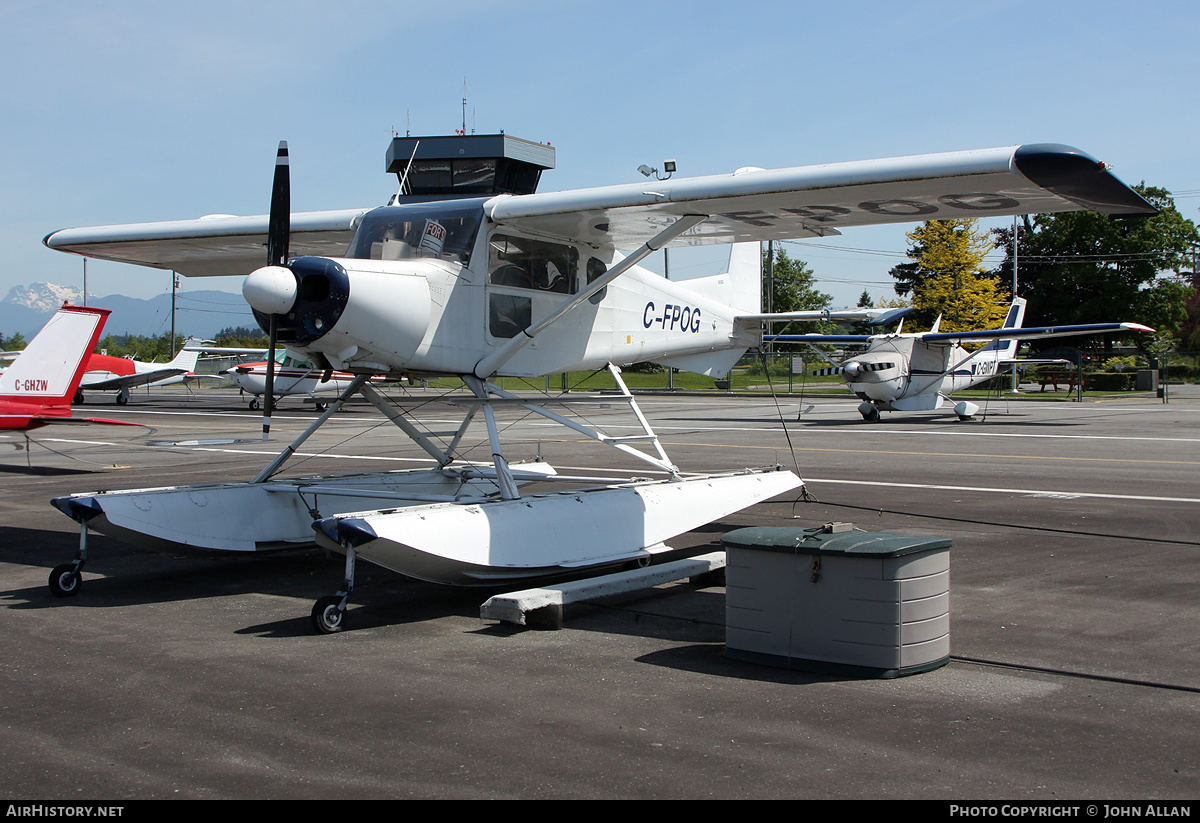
(1010, 216, 1021, 393)
(665, 247, 674, 390)
(765, 241, 774, 354)
(170, 272, 178, 357)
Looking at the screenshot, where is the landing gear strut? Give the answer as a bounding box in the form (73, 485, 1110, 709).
(47, 518, 94, 598)
(858, 401, 881, 422)
(311, 543, 356, 634)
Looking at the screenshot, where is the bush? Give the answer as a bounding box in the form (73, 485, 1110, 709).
(1087, 372, 1135, 392)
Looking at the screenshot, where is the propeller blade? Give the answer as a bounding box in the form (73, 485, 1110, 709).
(267, 141, 290, 266)
(263, 140, 289, 439)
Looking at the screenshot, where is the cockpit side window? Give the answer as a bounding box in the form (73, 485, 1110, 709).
(346, 201, 484, 266)
(488, 234, 579, 295)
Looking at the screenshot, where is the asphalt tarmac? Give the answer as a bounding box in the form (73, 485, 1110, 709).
(1, 384, 1197, 800)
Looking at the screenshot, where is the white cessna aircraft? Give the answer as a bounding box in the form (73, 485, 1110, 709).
(773, 297, 1153, 421)
(43, 135, 1155, 631)
(202, 347, 371, 411)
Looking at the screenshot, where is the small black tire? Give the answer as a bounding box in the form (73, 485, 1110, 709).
(311, 596, 345, 634)
(49, 564, 81, 598)
(249, 398, 260, 411)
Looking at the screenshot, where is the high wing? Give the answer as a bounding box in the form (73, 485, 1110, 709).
(768, 321, 1155, 346)
(44, 209, 366, 277)
(917, 322, 1154, 343)
(485, 144, 1156, 248)
(44, 144, 1156, 278)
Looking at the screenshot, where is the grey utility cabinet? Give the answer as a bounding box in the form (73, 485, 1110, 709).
(723, 525, 951, 678)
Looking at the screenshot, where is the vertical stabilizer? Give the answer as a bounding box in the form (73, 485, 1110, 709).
(724, 242, 762, 314)
(668, 242, 762, 314)
(166, 340, 202, 373)
(983, 297, 1027, 357)
(2, 305, 111, 407)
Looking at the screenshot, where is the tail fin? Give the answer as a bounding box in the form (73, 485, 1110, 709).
(1002, 297, 1027, 330)
(166, 341, 202, 373)
(983, 297, 1026, 356)
(668, 242, 761, 313)
(2, 305, 110, 407)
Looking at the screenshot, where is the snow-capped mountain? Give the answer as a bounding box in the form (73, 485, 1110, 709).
(4, 282, 84, 312)
(0, 282, 255, 339)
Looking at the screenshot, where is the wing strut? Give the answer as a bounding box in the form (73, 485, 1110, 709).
(251, 374, 370, 483)
(472, 214, 707, 379)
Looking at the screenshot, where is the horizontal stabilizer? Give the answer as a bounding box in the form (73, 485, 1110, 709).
(736, 307, 891, 323)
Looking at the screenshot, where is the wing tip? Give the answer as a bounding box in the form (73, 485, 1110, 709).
(1014, 144, 1158, 217)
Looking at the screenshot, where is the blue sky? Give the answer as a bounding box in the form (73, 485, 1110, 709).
(2, 0, 1197, 321)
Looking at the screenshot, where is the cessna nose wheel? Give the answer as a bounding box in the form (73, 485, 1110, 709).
(48, 563, 82, 598)
(311, 595, 346, 634)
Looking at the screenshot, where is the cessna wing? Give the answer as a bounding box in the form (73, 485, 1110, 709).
(484, 144, 1157, 248)
(81, 368, 188, 392)
(44, 144, 1156, 278)
(770, 321, 1155, 347)
(44, 209, 367, 277)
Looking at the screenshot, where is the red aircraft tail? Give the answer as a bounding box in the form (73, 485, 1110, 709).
(0, 304, 127, 431)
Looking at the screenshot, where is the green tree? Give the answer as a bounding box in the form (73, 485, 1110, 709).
(1, 331, 27, 351)
(991, 185, 1199, 346)
(889, 219, 995, 297)
(890, 219, 1008, 330)
(856, 290, 874, 308)
(97, 333, 185, 361)
(911, 272, 1010, 333)
(763, 247, 831, 313)
(215, 326, 270, 348)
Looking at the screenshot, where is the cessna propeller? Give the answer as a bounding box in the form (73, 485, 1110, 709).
(815, 360, 896, 378)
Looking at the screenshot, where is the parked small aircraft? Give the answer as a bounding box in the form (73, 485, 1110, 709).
(43, 136, 1157, 630)
(0, 304, 139, 432)
(79, 339, 213, 404)
(774, 297, 1153, 421)
(215, 348, 383, 411)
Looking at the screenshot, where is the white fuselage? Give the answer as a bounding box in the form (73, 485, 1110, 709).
(247, 200, 760, 381)
(843, 336, 1004, 411)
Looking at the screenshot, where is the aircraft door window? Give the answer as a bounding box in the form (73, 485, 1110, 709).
(487, 234, 579, 340)
(587, 257, 608, 304)
(489, 294, 532, 340)
(488, 235, 578, 295)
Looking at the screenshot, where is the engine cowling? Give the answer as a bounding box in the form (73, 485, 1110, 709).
(244, 256, 432, 371)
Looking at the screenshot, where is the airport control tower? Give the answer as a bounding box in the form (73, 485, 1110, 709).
(385, 134, 556, 200)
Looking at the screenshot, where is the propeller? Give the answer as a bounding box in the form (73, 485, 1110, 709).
(814, 360, 897, 378)
(243, 140, 293, 440)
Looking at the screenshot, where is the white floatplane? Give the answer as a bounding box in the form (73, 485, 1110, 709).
(43, 135, 1156, 631)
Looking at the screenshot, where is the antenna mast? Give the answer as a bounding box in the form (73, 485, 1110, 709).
(461, 78, 468, 135)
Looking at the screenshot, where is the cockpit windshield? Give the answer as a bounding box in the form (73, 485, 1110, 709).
(346, 199, 485, 266)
